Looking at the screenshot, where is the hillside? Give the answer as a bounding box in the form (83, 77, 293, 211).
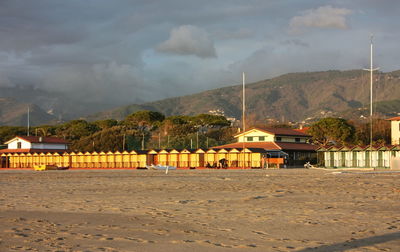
(88, 70, 400, 123)
(0, 86, 116, 126)
(0, 98, 57, 126)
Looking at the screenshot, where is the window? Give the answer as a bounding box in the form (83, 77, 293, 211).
(246, 137, 253, 142)
(276, 137, 282, 142)
(259, 136, 265, 141)
(295, 138, 301, 143)
(17, 142, 22, 149)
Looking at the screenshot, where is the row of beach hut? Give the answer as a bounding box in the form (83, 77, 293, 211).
(1, 148, 285, 169)
(317, 145, 400, 168)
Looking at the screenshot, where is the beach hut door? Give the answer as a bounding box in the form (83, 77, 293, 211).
(0, 156, 7, 168)
(199, 153, 205, 167)
(147, 154, 157, 165)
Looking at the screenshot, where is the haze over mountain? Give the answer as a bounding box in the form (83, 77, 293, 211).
(88, 69, 400, 123)
(0, 85, 116, 126)
(2, 69, 400, 126)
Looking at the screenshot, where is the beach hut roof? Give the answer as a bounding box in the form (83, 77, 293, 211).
(195, 148, 206, 153)
(158, 149, 170, 154)
(390, 145, 400, 150)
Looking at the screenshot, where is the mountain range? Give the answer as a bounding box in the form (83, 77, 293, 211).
(1, 69, 400, 126)
(87, 69, 400, 123)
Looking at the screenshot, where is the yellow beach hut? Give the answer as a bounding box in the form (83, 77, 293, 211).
(168, 149, 180, 167)
(205, 149, 217, 167)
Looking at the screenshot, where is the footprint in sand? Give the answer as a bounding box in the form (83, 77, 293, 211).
(123, 237, 155, 243)
(252, 230, 268, 236)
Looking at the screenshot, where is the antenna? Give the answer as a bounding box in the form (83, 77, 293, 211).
(363, 34, 379, 168)
(27, 106, 30, 136)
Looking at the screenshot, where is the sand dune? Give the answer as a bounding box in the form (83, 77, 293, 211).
(0, 169, 399, 251)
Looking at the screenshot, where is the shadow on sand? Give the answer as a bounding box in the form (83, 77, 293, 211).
(297, 231, 400, 252)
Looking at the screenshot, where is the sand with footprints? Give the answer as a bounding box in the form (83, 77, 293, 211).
(0, 169, 399, 251)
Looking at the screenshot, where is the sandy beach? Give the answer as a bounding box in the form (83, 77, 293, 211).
(0, 169, 399, 251)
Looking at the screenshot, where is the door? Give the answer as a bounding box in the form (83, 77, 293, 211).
(330, 152, 334, 167)
(0, 156, 7, 168)
(352, 152, 357, 167)
(146, 154, 157, 165)
(196, 153, 205, 167)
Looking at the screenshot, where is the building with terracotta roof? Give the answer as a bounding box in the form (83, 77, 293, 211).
(387, 116, 400, 145)
(212, 127, 317, 167)
(0, 136, 69, 154)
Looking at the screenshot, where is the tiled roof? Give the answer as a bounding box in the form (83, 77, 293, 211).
(387, 116, 400, 121)
(6, 136, 69, 144)
(275, 142, 318, 151)
(235, 127, 311, 137)
(294, 127, 310, 134)
(212, 141, 317, 151)
(318, 144, 400, 151)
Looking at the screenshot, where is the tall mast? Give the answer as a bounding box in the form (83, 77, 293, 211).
(242, 72, 246, 134)
(242, 72, 246, 169)
(27, 106, 30, 136)
(364, 35, 379, 167)
(370, 36, 373, 152)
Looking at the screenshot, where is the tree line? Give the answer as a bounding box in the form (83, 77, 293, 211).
(0, 111, 236, 152)
(307, 117, 391, 146)
(0, 112, 392, 151)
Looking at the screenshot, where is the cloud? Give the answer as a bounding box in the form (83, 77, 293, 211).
(42, 61, 159, 105)
(289, 5, 352, 33)
(213, 28, 255, 40)
(156, 25, 217, 58)
(281, 39, 309, 47)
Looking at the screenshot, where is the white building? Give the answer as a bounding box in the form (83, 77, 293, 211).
(212, 127, 317, 167)
(0, 136, 69, 153)
(388, 116, 400, 145)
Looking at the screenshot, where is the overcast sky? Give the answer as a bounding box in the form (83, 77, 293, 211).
(0, 0, 399, 106)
